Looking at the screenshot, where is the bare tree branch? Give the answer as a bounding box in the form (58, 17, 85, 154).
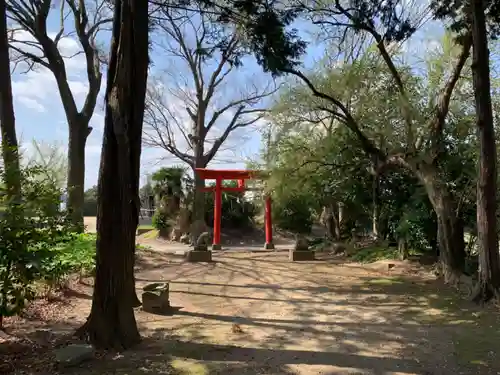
(7, 0, 111, 126)
(144, 5, 276, 168)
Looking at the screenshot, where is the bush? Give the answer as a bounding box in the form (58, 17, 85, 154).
(83, 198, 97, 216)
(273, 194, 313, 234)
(40, 233, 96, 292)
(0, 165, 73, 325)
(204, 187, 257, 229)
(83, 186, 97, 216)
(152, 210, 168, 230)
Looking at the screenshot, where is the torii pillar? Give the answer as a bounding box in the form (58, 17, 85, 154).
(195, 168, 274, 251)
(264, 195, 275, 250)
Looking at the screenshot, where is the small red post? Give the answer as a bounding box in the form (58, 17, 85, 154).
(264, 195, 275, 249)
(213, 178, 222, 250)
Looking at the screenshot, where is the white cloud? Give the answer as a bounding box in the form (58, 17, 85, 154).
(143, 74, 268, 172)
(10, 29, 103, 113)
(9, 23, 265, 189)
(17, 96, 45, 112)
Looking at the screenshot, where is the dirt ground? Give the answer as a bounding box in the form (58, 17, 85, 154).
(2, 245, 500, 375)
(2, 217, 500, 374)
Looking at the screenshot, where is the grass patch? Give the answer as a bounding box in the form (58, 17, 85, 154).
(364, 277, 405, 285)
(140, 229, 159, 239)
(138, 224, 154, 230)
(350, 246, 422, 263)
(42, 233, 150, 289)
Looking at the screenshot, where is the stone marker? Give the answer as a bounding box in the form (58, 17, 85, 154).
(289, 234, 315, 261)
(54, 344, 93, 367)
(142, 282, 171, 314)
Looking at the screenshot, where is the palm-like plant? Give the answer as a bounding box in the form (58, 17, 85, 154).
(151, 166, 188, 210)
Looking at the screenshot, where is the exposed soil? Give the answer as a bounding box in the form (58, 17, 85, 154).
(1, 218, 499, 374)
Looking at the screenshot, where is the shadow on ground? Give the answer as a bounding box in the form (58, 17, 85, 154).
(2, 250, 500, 375)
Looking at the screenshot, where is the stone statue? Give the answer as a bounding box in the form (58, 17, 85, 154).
(170, 227, 181, 241)
(194, 231, 210, 251)
(190, 219, 208, 245)
(180, 233, 190, 244)
(294, 235, 309, 251)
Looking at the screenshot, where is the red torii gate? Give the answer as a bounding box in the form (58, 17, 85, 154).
(195, 168, 274, 250)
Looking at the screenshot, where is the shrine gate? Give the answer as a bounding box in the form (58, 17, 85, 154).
(195, 168, 274, 250)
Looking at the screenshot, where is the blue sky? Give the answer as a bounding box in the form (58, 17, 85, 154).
(8, 5, 444, 189)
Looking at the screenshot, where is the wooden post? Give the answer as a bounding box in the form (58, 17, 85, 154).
(264, 195, 275, 249)
(213, 178, 222, 250)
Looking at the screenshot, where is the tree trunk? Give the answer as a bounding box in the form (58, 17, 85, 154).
(192, 167, 206, 222)
(372, 172, 380, 240)
(190, 167, 206, 244)
(322, 203, 340, 240)
(470, 0, 500, 304)
(398, 237, 408, 260)
(332, 208, 341, 240)
(0, 0, 21, 199)
(338, 202, 344, 228)
(76, 0, 149, 350)
(190, 144, 207, 244)
(418, 166, 466, 284)
(67, 119, 91, 232)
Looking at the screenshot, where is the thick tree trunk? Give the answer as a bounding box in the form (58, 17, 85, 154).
(322, 203, 340, 240)
(190, 166, 206, 244)
(418, 167, 466, 284)
(470, 0, 500, 304)
(192, 166, 206, 223)
(0, 0, 21, 199)
(190, 101, 207, 227)
(67, 120, 91, 232)
(332, 207, 341, 240)
(190, 138, 206, 243)
(76, 0, 149, 350)
(372, 172, 380, 240)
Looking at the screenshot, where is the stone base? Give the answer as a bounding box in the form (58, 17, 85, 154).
(264, 242, 275, 250)
(193, 244, 208, 251)
(212, 243, 222, 250)
(289, 250, 315, 261)
(186, 250, 212, 262)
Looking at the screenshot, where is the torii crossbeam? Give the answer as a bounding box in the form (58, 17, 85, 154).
(195, 168, 274, 250)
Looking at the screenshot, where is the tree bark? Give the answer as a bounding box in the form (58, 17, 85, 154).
(418, 166, 466, 284)
(192, 165, 206, 223)
(190, 105, 207, 222)
(76, 0, 149, 350)
(190, 130, 207, 243)
(470, 0, 500, 304)
(322, 203, 340, 240)
(67, 119, 91, 232)
(372, 171, 380, 240)
(0, 0, 20, 199)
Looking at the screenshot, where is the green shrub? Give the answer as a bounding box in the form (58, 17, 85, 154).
(83, 186, 97, 216)
(204, 182, 257, 229)
(152, 210, 168, 230)
(0, 165, 73, 325)
(40, 233, 96, 292)
(272, 194, 313, 234)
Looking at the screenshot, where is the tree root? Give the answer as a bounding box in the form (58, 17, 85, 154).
(470, 281, 500, 305)
(75, 317, 141, 351)
(131, 294, 142, 308)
